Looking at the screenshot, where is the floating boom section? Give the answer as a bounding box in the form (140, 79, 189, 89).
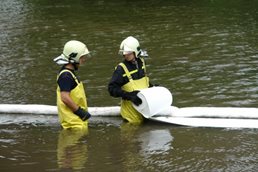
(1, 104, 258, 128)
(1, 104, 258, 118)
(0, 104, 121, 116)
(159, 106, 258, 119)
(151, 106, 258, 129)
(0, 104, 58, 115)
(150, 117, 258, 129)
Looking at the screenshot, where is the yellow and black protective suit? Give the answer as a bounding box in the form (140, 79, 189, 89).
(56, 68, 88, 129)
(108, 57, 149, 124)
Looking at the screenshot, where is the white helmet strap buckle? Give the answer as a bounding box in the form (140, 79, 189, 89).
(68, 52, 79, 64)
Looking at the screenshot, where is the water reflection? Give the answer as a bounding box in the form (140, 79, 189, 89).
(120, 123, 174, 171)
(0, 114, 58, 125)
(119, 123, 142, 171)
(57, 129, 88, 171)
(138, 129, 173, 156)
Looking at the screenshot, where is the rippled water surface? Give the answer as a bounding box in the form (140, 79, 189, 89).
(1, 0, 258, 171)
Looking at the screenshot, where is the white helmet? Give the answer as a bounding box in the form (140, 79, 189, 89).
(54, 40, 90, 65)
(119, 36, 141, 57)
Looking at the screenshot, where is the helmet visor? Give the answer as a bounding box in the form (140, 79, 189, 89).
(118, 50, 134, 55)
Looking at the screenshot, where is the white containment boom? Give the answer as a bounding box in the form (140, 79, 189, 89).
(1, 103, 258, 129)
(0, 104, 121, 116)
(158, 106, 258, 119)
(150, 106, 258, 129)
(131, 87, 258, 129)
(150, 116, 258, 129)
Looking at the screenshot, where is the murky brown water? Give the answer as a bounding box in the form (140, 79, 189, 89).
(1, 0, 258, 171)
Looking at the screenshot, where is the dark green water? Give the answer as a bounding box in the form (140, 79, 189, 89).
(1, 0, 258, 171)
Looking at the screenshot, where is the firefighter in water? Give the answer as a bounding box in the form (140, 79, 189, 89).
(108, 36, 151, 124)
(54, 40, 91, 129)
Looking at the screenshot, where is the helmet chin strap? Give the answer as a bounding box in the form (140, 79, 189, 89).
(64, 63, 79, 71)
(68, 56, 79, 70)
(72, 63, 79, 71)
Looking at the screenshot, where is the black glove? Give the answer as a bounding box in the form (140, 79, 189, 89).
(149, 83, 160, 88)
(74, 107, 91, 121)
(122, 91, 142, 106)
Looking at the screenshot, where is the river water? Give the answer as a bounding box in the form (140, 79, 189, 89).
(0, 0, 258, 171)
